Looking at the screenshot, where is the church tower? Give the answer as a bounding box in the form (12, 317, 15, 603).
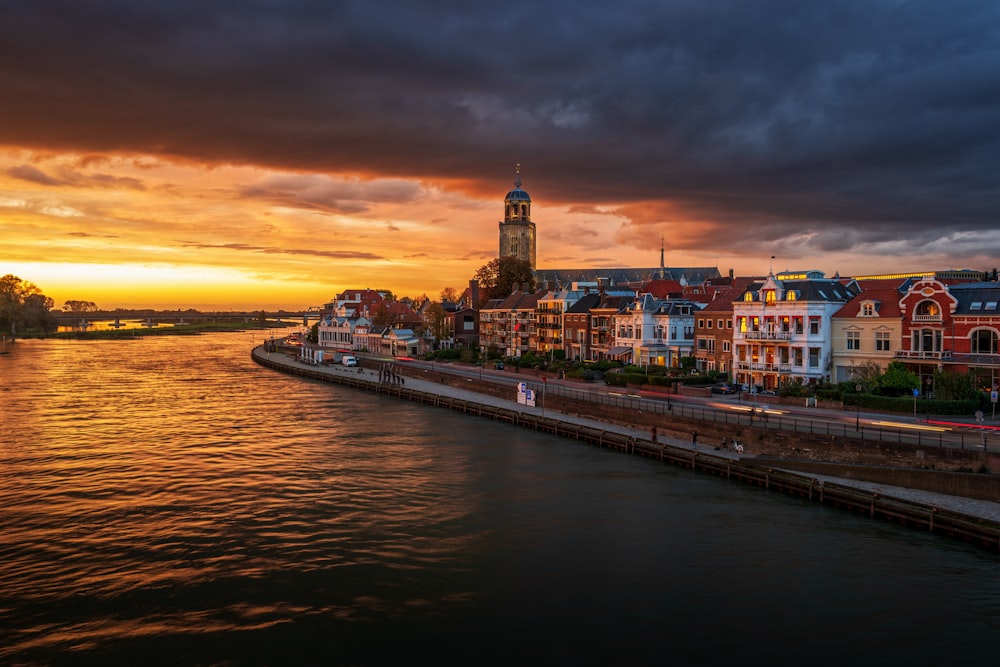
(498, 163, 536, 270)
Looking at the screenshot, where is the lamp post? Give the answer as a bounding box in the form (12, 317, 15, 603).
(976, 410, 985, 449)
(855, 384, 862, 431)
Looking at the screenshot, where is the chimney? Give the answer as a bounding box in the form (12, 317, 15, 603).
(469, 279, 480, 309)
(729, 268, 734, 281)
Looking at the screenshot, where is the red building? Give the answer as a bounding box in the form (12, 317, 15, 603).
(896, 277, 1000, 393)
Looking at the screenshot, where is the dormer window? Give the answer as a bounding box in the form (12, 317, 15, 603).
(743, 292, 754, 302)
(861, 302, 875, 317)
(915, 300, 941, 319)
(785, 291, 798, 301)
(764, 289, 776, 304)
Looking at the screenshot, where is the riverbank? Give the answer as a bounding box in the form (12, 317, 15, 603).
(12, 319, 292, 340)
(251, 345, 1000, 553)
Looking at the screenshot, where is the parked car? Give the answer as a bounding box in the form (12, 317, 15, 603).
(494, 361, 505, 370)
(711, 383, 738, 395)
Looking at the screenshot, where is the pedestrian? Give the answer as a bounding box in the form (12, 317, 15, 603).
(691, 430, 697, 449)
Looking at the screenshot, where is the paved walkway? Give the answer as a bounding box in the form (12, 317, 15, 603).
(258, 348, 1000, 524)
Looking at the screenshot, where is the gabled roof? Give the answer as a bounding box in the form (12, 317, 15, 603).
(833, 279, 909, 318)
(638, 279, 683, 299)
(738, 275, 857, 303)
(565, 292, 602, 314)
(699, 277, 758, 312)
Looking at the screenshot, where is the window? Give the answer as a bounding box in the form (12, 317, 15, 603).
(794, 348, 803, 366)
(794, 317, 804, 334)
(971, 329, 999, 354)
(861, 302, 875, 316)
(785, 291, 798, 301)
(723, 341, 731, 352)
(916, 300, 940, 318)
(846, 331, 860, 350)
(987, 302, 998, 311)
(697, 319, 704, 328)
(809, 317, 820, 335)
(707, 319, 713, 329)
(875, 331, 891, 352)
(727, 319, 733, 329)
(765, 289, 776, 304)
(970, 302, 982, 311)
(744, 292, 754, 302)
(718, 319, 724, 329)
(809, 347, 820, 367)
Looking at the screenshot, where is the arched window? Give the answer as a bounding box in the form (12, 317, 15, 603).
(916, 300, 940, 318)
(971, 329, 999, 354)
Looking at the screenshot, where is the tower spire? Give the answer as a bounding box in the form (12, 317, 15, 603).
(659, 236, 666, 280)
(514, 162, 521, 189)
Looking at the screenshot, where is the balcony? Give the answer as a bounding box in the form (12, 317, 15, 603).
(743, 330, 793, 341)
(894, 350, 953, 360)
(735, 361, 793, 372)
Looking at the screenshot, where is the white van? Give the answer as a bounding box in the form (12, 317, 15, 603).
(341, 355, 358, 367)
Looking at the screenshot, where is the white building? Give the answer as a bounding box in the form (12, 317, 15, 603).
(612, 294, 698, 367)
(732, 270, 858, 390)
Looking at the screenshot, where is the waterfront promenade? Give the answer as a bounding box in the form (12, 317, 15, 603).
(251, 346, 1000, 546)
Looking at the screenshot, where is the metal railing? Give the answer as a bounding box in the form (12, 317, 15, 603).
(512, 379, 996, 453)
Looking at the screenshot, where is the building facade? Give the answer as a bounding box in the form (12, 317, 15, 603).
(733, 271, 858, 390)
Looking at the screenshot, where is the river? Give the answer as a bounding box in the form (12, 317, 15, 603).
(1, 331, 998, 666)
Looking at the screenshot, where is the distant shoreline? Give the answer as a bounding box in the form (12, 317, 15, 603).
(10, 320, 294, 340)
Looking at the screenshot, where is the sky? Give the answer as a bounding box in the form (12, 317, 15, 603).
(2, 1, 999, 310)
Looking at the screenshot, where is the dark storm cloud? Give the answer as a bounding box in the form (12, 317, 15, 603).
(1, 0, 998, 261)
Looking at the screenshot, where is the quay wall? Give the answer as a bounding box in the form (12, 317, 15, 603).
(252, 349, 1000, 553)
(395, 364, 997, 482)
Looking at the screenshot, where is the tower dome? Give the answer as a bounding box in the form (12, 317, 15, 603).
(498, 163, 537, 270)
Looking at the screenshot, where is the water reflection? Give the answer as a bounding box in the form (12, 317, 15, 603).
(0, 331, 998, 665)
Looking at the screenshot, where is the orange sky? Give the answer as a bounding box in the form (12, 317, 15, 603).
(0, 149, 725, 310)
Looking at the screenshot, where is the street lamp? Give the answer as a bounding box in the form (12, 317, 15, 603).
(976, 410, 985, 450)
(855, 384, 862, 431)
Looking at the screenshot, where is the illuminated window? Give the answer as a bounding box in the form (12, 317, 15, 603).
(785, 291, 797, 301)
(744, 292, 754, 302)
(916, 301, 940, 318)
(765, 290, 776, 304)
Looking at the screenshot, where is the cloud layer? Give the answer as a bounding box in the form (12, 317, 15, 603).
(1, 0, 999, 306)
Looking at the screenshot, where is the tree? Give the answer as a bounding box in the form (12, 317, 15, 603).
(439, 287, 459, 303)
(424, 302, 449, 344)
(0, 274, 56, 335)
(878, 361, 920, 397)
(851, 361, 883, 391)
(63, 300, 100, 313)
(932, 369, 979, 401)
(472, 256, 535, 307)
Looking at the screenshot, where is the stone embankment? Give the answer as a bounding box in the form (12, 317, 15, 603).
(252, 346, 1000, 553)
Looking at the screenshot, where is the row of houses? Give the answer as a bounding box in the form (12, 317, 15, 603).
(315, 269, 1000, 395)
